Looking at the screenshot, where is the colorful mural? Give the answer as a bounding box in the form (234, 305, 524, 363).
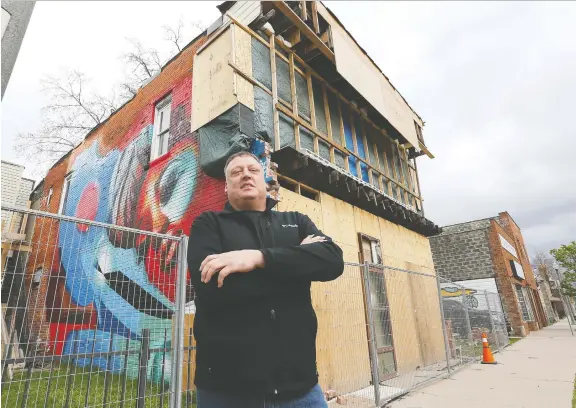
(43, 80, 227, 383)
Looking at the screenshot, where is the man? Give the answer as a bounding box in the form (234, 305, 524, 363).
(187, 151, 344, 407)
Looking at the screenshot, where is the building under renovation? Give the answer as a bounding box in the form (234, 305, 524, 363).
(11, 1, 447, 400)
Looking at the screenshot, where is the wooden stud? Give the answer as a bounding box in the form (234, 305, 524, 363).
(322, 84, 336, 165)
(307, 72, 319, 155)
(289, 52, 301, 151)
(311, 1, 320, 34)
(228, 62, 272, 96)
(300, 1, 308, 21)
(349, 114, 362, 178)
(273, 1, 335, 62)
(270, 35, 280, 151)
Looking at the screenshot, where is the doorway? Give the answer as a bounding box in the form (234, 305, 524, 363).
(359, 233, 397, 381)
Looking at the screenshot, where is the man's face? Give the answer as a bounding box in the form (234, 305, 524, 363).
(225, 155, 267, 205)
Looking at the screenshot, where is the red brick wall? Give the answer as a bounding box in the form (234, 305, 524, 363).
(488, 216, 544, 336)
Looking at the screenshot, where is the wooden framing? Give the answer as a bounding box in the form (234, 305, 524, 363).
(221, 16, 423, 210)
(277, 174, 321, 202)
(273, 1, 335, 63)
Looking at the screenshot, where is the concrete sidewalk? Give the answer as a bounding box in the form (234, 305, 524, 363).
(389, 320, 576, 408)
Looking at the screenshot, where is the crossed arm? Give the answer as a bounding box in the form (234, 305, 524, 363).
(187, 213, 344, 295)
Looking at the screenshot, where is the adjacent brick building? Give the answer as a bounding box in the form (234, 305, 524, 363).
(430, 212, 548, 336)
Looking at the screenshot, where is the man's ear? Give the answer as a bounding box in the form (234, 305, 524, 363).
(224, 182, 228, 194)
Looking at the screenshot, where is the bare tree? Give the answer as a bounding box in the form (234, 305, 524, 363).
(15, 70, 119, 171)
(119, 38, 163, 100)
(163, 19, 205, 53)
(532, 252, 556, 281)
(14, 18, 206, 176)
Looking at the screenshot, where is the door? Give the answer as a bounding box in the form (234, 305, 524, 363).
(359, 234, 397, 381)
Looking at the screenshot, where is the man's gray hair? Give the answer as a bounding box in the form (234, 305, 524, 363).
(224, 151, 261, 176)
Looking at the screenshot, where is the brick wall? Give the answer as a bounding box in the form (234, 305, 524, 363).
(487, 217, 545, 336)
(429, 219, 494, 281)
(23, 33, 238, 379)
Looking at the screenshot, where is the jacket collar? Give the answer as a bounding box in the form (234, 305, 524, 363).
(222, 197, 278, 214)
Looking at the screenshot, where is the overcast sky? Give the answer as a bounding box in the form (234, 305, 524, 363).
(2, 1, 575, 257)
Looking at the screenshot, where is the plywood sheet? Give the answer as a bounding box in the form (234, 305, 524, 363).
(191, 27, 237, 132)
(232, 24, 255, 110)
(317, 3, 422, 150)
(320, 193, 357, 247)
(276, 189, 323, 229)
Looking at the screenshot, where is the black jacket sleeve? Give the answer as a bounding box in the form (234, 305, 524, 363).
(187, 212, 273, 304)
(260, 213, 344, 282)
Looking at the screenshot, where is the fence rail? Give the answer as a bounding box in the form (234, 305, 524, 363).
(1, 207, 510, 407)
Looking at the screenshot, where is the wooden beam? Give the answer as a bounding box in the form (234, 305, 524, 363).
(273, 1, 335, 63)
(289, 52, 301, 150)
(311, 1, 320, 34)
(270, 35, 280, 151)
(228, 62, 272, 96)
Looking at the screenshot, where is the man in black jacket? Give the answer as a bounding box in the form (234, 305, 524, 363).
(187, 151, 344, 407)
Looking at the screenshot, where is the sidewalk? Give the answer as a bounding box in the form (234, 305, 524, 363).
(388, 320, 576, 408)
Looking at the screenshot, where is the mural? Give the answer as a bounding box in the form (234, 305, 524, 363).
(44, 84, 227, 383)
(441, 286, 479, 309)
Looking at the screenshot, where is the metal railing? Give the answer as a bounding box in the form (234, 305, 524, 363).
(2, 207, 511, 407)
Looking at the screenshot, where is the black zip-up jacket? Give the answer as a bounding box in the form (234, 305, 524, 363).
(187, 198, 344, 398)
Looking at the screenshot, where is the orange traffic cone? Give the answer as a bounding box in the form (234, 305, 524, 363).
(481, 332, 497, 364)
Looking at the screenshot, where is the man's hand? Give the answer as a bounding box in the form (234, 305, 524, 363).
(200, 250, 265, 288)
(301, 235, 326, 245)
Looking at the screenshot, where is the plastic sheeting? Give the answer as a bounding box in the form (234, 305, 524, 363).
(312, 78, 328, 135)
(279, 112, 296, 148)
(252, 37, 272, 90)
(276, 56, 292, 104)
(198, 104, 255, 178)
(254, 87, 274, 141)
(300, 127, 314, 152)
(295, 71, 310, 121)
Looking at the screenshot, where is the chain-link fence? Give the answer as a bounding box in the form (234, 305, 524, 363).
(438, 277, 510, 374)
(1, 207, 186, 408)
(2, 207, 511, 408)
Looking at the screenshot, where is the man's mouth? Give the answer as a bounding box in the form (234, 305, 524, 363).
(241, 183, 254, 189)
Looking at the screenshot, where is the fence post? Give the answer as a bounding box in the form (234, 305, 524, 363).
(435, 276, 452, 378)
(137, 329, 151, 408)
(461, 288, 475, 356)
(484, 291, 499, 351)
(361, 262, 381, 406)
(171, 236, 189, 408)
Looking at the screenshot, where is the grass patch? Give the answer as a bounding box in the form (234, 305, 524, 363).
(509, 337, 522, 345)
(1, 365, 196, 408)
